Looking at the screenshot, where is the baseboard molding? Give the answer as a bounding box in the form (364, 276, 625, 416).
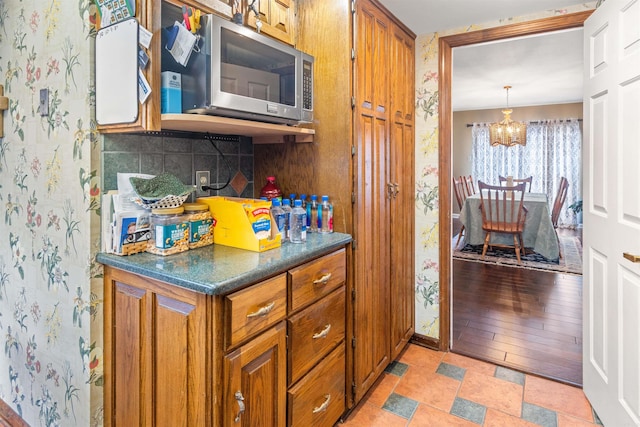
(0, 398, 28, 427)
(410, 334, 440, 351)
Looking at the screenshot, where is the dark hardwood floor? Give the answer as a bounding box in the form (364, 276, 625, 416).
(452, 224, 583, 387)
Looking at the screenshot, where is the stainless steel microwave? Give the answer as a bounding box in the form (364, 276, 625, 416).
(181, 14, 314, 125)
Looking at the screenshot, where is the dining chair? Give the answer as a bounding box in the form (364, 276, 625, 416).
(499, 175, 533, 192)
(551, 176, 569, 258)
(478, 181, 528, 264)
(463, 175, 476, 196)
(452, 176, 468, 248)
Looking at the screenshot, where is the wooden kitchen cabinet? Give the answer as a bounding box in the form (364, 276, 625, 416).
(223, 322, 287, 426)
(96, 0, 312, 142)
(352, 0, 393, 399)
(351, 0, 415, 401)
(255, 0, 415, 408)
(96, 0, 232, 134)
(244, 0, 296, 45)
(286, 251, 346, 426)
(103, 267, 211, 426)
(388, 15, 416, 362)
(103, 245, 348, 426)
(222, 274, 288, 426)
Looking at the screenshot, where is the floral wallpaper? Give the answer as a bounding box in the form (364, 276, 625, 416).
(0, 0, 103, 426)
(413, 2, 597, 339)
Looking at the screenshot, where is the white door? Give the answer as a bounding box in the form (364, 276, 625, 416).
(583, 0, 640, 425)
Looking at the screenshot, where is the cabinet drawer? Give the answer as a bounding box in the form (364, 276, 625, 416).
(289, 249, 346, 312)
(226, 273, 287, 349)
(287, 342, 345, 427)
(288, 286, 345, 385)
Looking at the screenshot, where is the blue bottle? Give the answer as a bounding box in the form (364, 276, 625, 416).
(270, 198, 286, 241)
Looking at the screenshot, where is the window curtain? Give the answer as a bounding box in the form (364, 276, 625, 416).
(471, 119, 582, 226)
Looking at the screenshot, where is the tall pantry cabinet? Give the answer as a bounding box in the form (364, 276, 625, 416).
(254, 0, 415, 407)
(387, 7, 416, 365)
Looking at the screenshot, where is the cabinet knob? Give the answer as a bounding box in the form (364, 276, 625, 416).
(234, 391, 245, 422)
(246, 301, 276, 318)
(313, 273, 332, 285)
(312, 394, 331, 414)
(312, 324, 332, 339)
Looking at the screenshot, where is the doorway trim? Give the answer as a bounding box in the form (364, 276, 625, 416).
(436, 10, 593, 351)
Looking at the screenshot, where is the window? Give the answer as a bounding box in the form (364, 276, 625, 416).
(471, 119, 582, 226)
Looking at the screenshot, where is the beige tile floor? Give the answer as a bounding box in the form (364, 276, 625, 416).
(339, 344, 601, 427)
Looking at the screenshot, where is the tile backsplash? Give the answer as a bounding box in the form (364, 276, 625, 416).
(102, 132, 254, 200)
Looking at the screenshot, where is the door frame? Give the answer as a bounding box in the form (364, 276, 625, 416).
(436, 10, 593, 351)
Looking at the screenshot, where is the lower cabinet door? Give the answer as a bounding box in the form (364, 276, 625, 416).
(223, 321, 287, 427)
(105, 269, 209, 427)
(287, 342, 345, 427)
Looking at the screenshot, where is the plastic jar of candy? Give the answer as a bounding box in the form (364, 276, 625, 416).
(183, 203, 214, 249)
(147, 206, 189, 255)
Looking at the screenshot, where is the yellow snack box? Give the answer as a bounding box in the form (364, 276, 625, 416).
(196, 196, 281, 252)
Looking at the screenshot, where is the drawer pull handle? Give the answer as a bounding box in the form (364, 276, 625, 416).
(313, 273, 332, 285)
(246, 301, 275, 318)
(623, 252, 640, 263)
(234, 391, 245, 422)
(312, 394, 331, 414)
(312, 324, 332, 339)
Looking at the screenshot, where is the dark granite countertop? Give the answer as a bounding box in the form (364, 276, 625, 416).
(97, 232, 352, 295)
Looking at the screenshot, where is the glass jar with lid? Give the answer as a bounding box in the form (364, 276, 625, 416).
(147, 206, 189, 255)
(183, 203, 214, 249)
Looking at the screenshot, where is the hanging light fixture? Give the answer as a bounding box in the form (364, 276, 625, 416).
(489, 85, 527, 147)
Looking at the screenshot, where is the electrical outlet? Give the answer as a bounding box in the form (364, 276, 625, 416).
(39, 88, 49, 117)
(195, 171, 210, 197)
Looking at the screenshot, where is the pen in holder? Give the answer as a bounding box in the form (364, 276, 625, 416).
(165, 21, 201, 67)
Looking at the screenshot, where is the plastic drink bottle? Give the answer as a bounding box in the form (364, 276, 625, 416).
(259, 176, 283, 201)
(281, 198, 292, 241)
(270, 198, 286, 240)
(289, 199, 307, 243)
(308, 195, 318, 232)
(319, 195, 333, 233)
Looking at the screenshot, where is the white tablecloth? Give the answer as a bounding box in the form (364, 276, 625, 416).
(459, 192, 560, 260)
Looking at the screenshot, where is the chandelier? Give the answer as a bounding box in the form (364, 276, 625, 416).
(489, 85, 527, 147)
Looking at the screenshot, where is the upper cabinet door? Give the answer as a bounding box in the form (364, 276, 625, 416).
(245, 0, 296, 45)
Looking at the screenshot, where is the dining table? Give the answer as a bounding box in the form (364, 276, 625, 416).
(458, 192, 560, 260)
